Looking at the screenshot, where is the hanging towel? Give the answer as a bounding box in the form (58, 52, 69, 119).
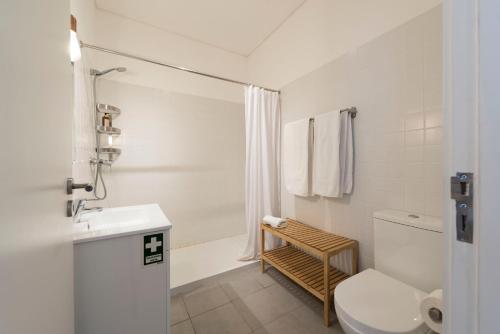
(312, 111, 342, 197)
(262, 215, 287, 228)
(284, 118, 311, 196)
(339, 111, 354, 194)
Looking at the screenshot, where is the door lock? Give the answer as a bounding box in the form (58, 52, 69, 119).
(450, 172, 473, 243)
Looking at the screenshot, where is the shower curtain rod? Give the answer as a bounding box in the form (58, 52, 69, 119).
(80, 41, 281, 93)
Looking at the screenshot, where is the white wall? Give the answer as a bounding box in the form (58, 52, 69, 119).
(70, 0, 445, 253)
(71, 0, 443, 98)
(280, 6, 443, 270)
(0, 1, 74, 333)
(71, 0, 248, 103)
(81, 79, 246, 248)
(248, 0, 442, 89)
(71, 0, 248, 248)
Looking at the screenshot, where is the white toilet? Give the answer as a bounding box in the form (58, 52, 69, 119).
(334, 210, 442, 334)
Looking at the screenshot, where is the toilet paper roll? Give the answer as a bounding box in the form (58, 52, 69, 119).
(420, 289, 443, 333)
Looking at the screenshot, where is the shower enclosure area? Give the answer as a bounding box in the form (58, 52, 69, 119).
(73, 48, 249, 286)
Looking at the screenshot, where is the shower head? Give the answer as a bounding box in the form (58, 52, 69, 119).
(90, 67, 127, 76)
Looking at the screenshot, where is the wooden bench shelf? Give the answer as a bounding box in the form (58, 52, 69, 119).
(260, 219, 358, 327)
(263, 246, 350, 299)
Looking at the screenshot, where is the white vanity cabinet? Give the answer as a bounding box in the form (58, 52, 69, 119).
(74, 204, 171, 334)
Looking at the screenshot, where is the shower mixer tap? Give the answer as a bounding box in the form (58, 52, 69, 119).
(67, 198, 103, 220)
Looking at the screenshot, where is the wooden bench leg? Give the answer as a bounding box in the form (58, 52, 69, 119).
(323, 254, 331, 326)
(260, 224, 265, 273)
(351, 243, 358, 275)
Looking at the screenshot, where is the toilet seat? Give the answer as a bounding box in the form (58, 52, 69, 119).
(334, 269, 429, 334)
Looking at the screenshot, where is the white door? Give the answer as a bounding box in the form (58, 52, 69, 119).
(444, 0, 500, 333)
(0, 1, 74, 334)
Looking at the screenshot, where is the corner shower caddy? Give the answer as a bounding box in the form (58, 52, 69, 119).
(93, 103, 121, 165)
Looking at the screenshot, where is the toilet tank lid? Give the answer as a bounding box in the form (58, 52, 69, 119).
(373, 210, 442, 233)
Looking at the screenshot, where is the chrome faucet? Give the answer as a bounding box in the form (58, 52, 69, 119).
(73, 199, 103, 222)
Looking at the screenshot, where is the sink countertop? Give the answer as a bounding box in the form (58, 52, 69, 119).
(73, 203, 172, 244)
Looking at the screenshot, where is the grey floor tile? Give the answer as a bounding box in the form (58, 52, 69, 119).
(171, 320, 195, 334)
(225, 262, 276, 288)
(233, 283, 304, 329)
(183, 285, 230, 317)
(171, 258, 342, 333)
(220, 275, 264, 300)
(216, 263, 260, 282)
(268, 283, 304, 305)
(331, 323, 344, 334)
(250, 266, 277, 288)
(255, 272, 276, 288)
(291, 305, 344, 334)
(171, 296, 189, 325)
(232, 297, 264, 330)
(271, 277, 317, 305)
(172, 275, 220, 297)
(252, 313, 312, 334)
(191, 303, 252, 334)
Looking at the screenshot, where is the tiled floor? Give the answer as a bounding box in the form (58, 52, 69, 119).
(171, 262, 345, 334)
(171, 234, 257, 288)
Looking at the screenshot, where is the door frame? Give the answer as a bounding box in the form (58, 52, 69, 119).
(443, 0, 479, 333)
(444, 0, 500, 333)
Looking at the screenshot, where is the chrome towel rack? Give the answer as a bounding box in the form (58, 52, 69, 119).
(341, 107, 357, 118)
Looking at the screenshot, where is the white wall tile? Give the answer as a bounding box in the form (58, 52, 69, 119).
(404, 112, 425, 130)
(424, 145, 442, 163)
(405, 179, 426, 199)
(406, 195, 426, 213)
(281, 7, 443, 271)
(425, 108, 443, 128)
(425, 194, 443, 217)
(404, 146, 424, 163)
(89, 80, 246, 249)
(404, 163, 425, 179)
(424, 163, 443, 182)
(405, 129, 425, 146)
(425, 127, 443, 145)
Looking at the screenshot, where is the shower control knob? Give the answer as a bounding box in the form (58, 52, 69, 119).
(66, 178, 94, 194)
(83, 184, 94, 192)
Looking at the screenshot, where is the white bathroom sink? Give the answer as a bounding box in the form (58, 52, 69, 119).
(73, 204, 172, 244)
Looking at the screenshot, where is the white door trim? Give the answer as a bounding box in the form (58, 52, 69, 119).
(476, 0, 500, 332)
(443, 0, 479, 333)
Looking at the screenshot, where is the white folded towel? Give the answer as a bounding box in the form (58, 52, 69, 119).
(312, 110, 354, 197)
(284, 118, 312, 196)
(312, 111, 342, 197)
(339, 111, 353, 194)
(263, 215, 287, 228)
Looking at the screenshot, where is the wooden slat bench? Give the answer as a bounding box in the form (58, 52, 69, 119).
(260, 218, 358, 326)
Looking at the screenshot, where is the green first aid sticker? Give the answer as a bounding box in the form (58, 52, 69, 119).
(144, 233, 164, 265)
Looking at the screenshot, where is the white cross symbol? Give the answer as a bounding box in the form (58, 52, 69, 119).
(146, 237, 162, 253)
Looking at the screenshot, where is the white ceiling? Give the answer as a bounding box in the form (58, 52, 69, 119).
(95, 0, 306, 56)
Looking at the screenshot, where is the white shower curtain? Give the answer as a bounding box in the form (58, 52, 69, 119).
(240, 86, 281, 260)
